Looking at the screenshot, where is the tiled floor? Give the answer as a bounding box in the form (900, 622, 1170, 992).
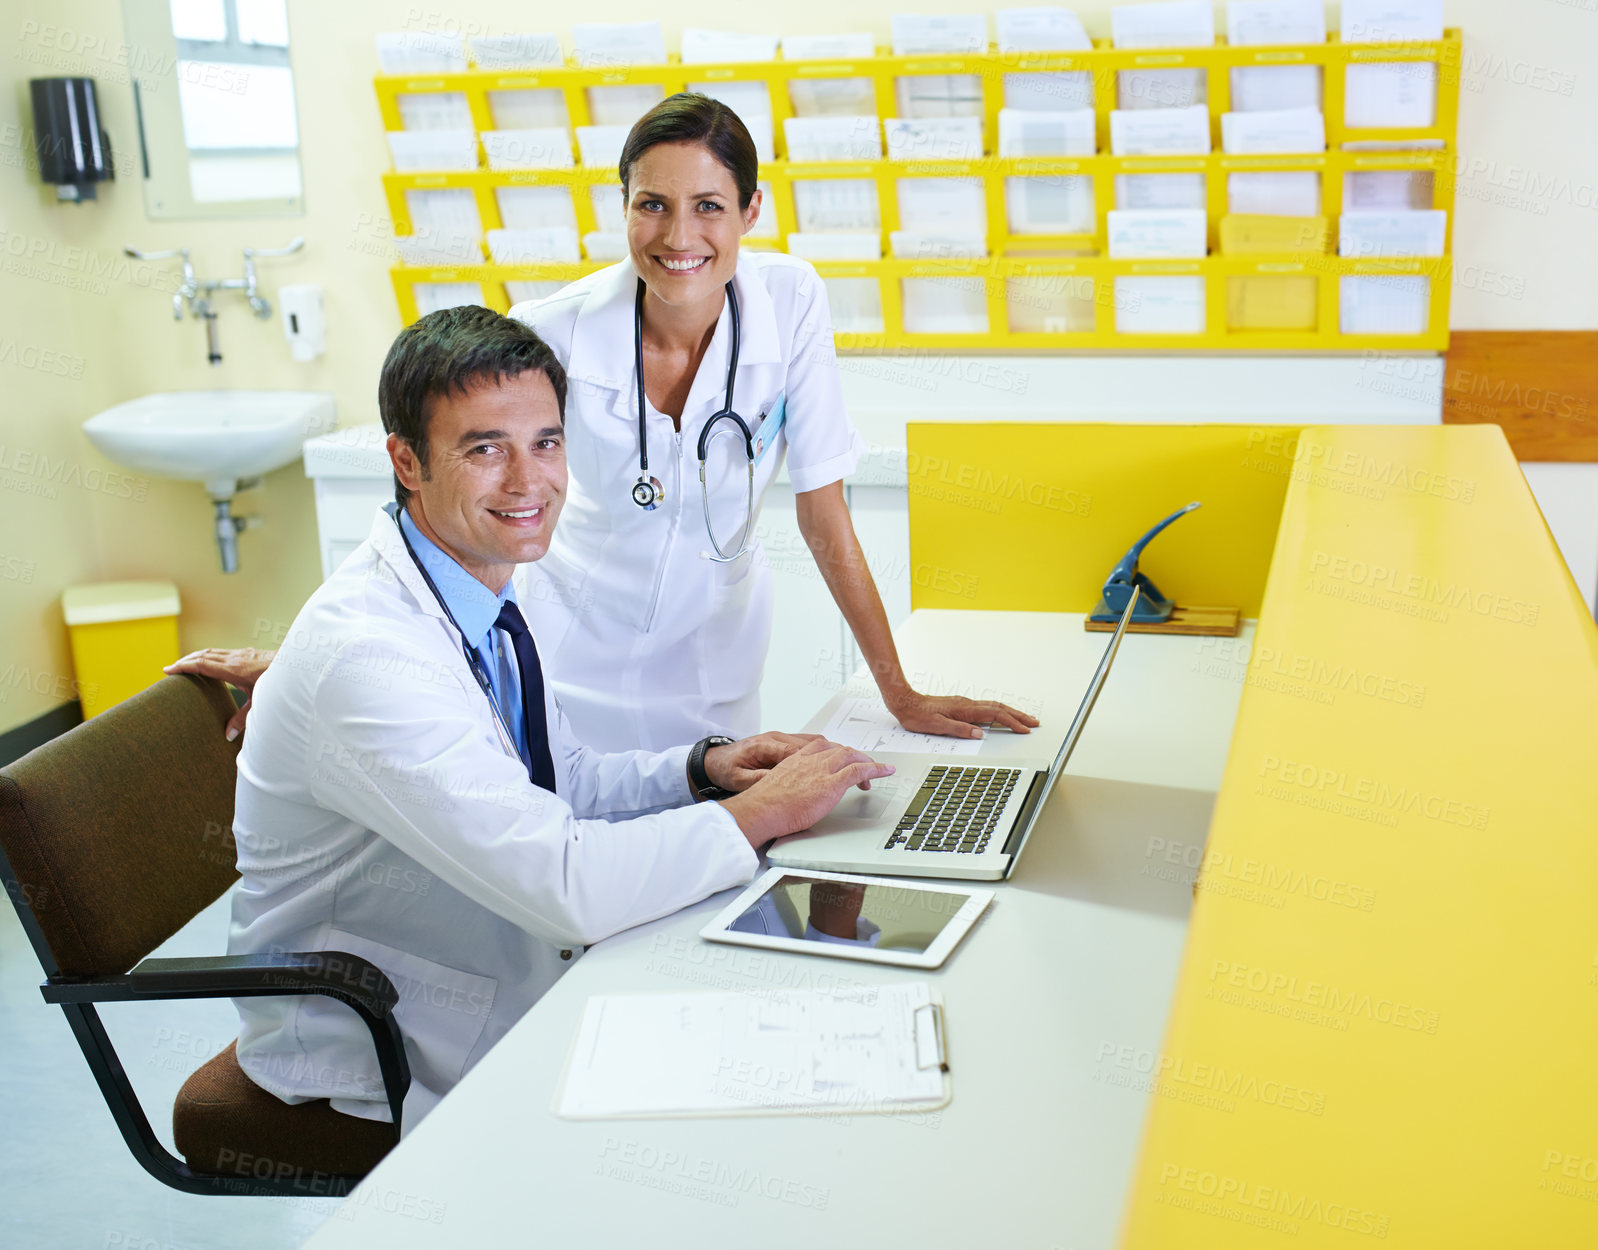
(0, 887, 338, 1249)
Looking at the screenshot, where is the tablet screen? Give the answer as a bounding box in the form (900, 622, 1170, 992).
(722, 874, 977, 955)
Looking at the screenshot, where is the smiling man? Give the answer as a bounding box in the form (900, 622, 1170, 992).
(224, 306, 890, 1132)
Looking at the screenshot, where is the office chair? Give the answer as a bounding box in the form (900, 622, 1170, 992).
(0, 675, 410, 1197)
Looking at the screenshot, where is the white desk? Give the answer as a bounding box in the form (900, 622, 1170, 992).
(304, 611, 1249, 1250)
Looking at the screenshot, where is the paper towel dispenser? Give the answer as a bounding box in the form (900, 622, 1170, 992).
(30, 77, 114, 202)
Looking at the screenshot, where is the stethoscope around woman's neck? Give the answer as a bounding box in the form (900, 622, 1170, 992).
(629, 277, 755, 563)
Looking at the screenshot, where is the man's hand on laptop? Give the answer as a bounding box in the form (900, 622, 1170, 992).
(701, 731, 825, 794)
(717, 739, 895, 849)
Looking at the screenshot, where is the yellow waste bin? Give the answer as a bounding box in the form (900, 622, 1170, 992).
(61, 581, 182, 718)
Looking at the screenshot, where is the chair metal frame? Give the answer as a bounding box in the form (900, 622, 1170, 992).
(0, 681, 413, 1199)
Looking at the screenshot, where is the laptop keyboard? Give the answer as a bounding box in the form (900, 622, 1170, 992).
(883, 765, 1021, 854)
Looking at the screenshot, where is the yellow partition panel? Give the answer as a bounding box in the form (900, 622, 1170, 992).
(1120, 425, 1598, 1246)
(904, 423, 1301, 615)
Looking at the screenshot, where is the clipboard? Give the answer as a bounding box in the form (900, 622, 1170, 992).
(552, 981, 951, 1120)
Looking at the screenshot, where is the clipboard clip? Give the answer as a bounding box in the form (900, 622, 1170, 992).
(913, 1001, 949, 1072)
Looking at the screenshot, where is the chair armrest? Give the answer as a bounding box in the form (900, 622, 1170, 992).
(42, 951, 397, 1013)
(135, 953, 400, 1016)
(41, 952, 411, 1132)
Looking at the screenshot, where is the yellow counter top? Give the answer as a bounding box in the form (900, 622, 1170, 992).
(1120, 425, 1598, 1246)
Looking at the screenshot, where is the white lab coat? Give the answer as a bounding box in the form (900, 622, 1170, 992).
(509, 251, 864, 753)
(228, 507, 758, 1127)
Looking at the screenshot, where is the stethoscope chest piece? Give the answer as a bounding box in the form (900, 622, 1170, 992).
(631, 475, 664, 510)
(631, 276, 756, 561)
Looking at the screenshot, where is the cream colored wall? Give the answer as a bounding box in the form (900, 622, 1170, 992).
(1, 0, 1593, 735)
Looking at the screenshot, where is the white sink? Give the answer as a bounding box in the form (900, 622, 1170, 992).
(83, 390, 337, 497)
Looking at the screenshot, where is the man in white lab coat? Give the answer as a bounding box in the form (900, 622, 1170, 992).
(221, 306, 891, 1130)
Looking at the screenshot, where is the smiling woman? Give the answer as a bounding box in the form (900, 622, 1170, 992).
(619, 95, 762, 329)
(505, 94, 1037, 756)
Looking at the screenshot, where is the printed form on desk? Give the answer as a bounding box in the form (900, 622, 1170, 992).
(821, 697, 984, 756)
(555, 983, 949, 1119)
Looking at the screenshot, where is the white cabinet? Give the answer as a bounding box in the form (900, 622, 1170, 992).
(302, 424, 392, 579)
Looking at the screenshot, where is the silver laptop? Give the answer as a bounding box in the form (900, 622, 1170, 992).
(767, 589, 1139, 882)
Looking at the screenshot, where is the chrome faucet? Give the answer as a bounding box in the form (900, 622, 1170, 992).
(126, 238, 306, 365)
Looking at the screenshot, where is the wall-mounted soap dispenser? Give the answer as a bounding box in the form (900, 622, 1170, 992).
(30, 78, 114, 202)
(279, 284, 325, 362)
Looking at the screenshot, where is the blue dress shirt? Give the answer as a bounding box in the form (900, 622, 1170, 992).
(397, 508, 529, 763)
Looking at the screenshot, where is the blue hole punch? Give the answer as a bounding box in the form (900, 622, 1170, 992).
(1089, 501, 1202, 625)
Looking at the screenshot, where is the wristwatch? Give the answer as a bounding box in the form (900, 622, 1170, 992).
(688, 734, 736, 800)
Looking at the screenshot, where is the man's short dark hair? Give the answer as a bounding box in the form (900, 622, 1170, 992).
(378, 305, 568, 507)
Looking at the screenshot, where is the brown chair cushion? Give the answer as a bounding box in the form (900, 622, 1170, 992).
(0, 675, 241, 976)
(174, 1042, 397, 1180)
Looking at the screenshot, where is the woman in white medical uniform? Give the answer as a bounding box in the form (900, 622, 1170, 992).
(509, 93, 1037, 753)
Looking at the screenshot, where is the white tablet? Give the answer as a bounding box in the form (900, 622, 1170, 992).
(700, 867, 994, 969)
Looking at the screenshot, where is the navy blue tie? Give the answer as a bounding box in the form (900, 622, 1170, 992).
(493, 601, 559, 793)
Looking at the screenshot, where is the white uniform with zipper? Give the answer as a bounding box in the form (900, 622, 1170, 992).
(510, 251, 864, 754)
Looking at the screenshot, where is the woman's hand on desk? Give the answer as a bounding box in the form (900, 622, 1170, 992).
(703, 731, 823, 793)
(717, 740, 894, 849)
(164, 647, 277, 741)
(885, 691, 1039, 740)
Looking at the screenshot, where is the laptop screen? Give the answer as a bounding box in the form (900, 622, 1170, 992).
(1004, 587, 1141, 870)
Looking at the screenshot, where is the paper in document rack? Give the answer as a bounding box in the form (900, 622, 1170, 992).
(553, 982, 951, 1119)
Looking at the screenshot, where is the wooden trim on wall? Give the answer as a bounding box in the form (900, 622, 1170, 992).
(1443, 331, 1598, 461)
